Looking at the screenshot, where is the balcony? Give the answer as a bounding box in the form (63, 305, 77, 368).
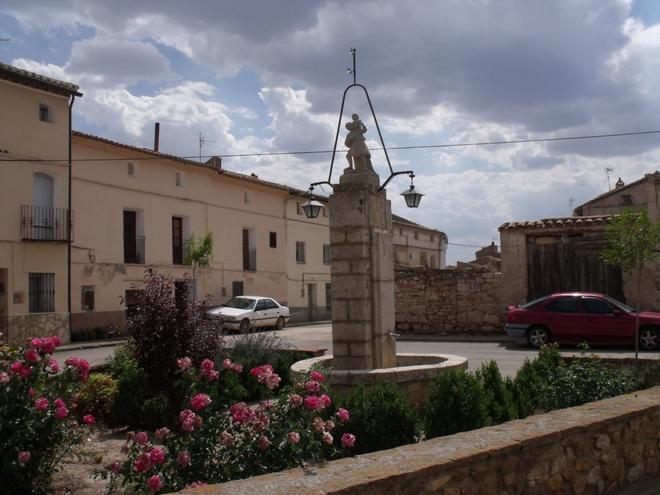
(124, 235, 146, 264)
(21, 205, 72, 242)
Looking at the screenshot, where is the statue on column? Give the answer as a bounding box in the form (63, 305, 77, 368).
(344, 113, 375, 173)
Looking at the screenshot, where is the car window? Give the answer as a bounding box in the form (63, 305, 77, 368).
(264, 299, 279, 310)
(223, 297, 256, 310)
(582, 298, 614, 314)
(603, 295, 634, 313)
(255, 300, 268, 311)
(544, 297, 578, 313)
(519, 296, 550, 309)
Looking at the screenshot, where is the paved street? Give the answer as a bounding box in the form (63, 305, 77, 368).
(55, 322, 660, 376)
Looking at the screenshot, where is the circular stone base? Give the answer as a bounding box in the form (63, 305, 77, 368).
(291, 353, 468, 407)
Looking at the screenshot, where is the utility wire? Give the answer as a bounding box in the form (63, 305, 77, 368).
(0, 129, 658, 163)
(447, 242, 488, 248)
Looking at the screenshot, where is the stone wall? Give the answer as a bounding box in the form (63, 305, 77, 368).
(179, 386, 660, 495)
(394, 265, 505, 334)
(5, 312, 69, 345)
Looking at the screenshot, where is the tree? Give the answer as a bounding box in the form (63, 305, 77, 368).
(601, 209, 660, 358)
(184, 232, 213, 304)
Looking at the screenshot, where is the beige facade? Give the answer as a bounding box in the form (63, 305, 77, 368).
(1, 62, 444, 342)
(392, 214, 446, 269)
(0, 63, 81, 344)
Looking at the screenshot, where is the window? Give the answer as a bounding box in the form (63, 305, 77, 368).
(255, 299, 268, 311)
(414, 231, 419, 240)
(430, 255, 436, 268)
(172, 217, 184, 264)
(244, 191, 252, 204)
(242, 228, 256, 271)
(323, 244, 331, 264)
(420, 253, 428, 267)
(296, 241, 306, 263)
(124, 289, 143, 317)
(232, 281, 244, 297)
(123, 210, 145, 264)
(81, 285, 95, 311)
(29, 273, 54, 313)
(621, 194, 632, 206)
(264, 299, 279, 309)
(175, 172, 184, 187)
(430, 234, 435, 242)
(127, 162, 135, 176)
(545, 297, 578, 313)
(39, 104, 50, 122)
(325, 283, 331, 311)
(269, 232, 277, 248)
(582, 298, 614, 315)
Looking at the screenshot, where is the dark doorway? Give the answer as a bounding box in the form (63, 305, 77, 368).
(123, 210, 137, 263)
(232, 281, 244, 297)
(527, 233, 624, 301)
(172, 217, 183, 264)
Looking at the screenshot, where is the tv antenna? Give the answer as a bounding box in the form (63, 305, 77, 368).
(569, 197, 575, 214)
(198, 132, 216, 162)
(605, 166, 614, 190)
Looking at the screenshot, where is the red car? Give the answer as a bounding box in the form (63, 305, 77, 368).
(505, 292, 660, 350)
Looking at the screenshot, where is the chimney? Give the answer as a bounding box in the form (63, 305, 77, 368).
(205, 155, 222, 170)
(153, 122, 160, 152)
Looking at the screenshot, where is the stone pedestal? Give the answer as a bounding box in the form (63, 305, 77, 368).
(328, 167, 396, 370)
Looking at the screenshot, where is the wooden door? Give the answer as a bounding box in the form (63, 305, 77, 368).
(123, 211, 137, 263)
(172, 217, 183, 264)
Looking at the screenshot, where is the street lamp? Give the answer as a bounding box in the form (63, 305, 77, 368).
(302, 48, 424, 218)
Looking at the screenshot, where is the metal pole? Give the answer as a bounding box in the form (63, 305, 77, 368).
(67, 95, 76, 335)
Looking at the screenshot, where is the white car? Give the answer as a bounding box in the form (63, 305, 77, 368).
(206, 296, 290, 333)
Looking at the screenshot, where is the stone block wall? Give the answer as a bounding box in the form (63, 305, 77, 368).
(5, 312, 69, 345)
(179, 386, 660, 495)
(394, 265, 505, 335)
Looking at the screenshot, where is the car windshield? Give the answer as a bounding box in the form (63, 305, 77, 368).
(222, 297, 256, 310)
(603, 295, 635, 313)
(519, 296, 550, 309)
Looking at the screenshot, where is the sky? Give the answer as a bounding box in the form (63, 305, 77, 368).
(1, 0, 659, 264)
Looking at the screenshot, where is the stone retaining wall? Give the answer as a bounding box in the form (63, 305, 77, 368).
(5, 313, 69, 345)
(180, 386, 660, 495)
(394, 265, 505, 334)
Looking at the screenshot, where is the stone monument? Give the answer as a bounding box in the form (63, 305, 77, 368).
(292, 113, 466, 404)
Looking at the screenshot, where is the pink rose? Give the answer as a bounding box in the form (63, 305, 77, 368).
(55, 406, 69, 419)
(18, 451, 31, 463)
(24, 348, 40, 363)
(203, 369, 220, 381)
(180, 409, 198, 432)
(54, 398, 66, 409)
(133, 453, 151, 472)
(135, 431, 149, 445)
(325, 420, 335, 432)
(51, 336, 62, 347)
(310, 370, 325, 383)
(288, 431, 301, 444)
(154, 427, 171, 440)
(312, 416, 325, 432)
(337, 408, 350, 423)
(249, 364, 273, 377)
(232, 363, 243, 373)
(28, 388, 36, 398)
(320, 394, 331, 408)
(218, 431, 234, 447)
(200, 359, 215, 372)
(19, 366, 32, 379)
(147, 474, 163, 492)
(322, 431, 334, 445)
(190, 393, 212, 411)
(257, 435, 271, 450)
(46, 358, 60, 373)
(177, 357, 192, 370)
(65, 357, 90, 381)
(149, 447, 165, 465)
(83, 414, 95, 425)
(0, 372, 9, 384)
(222, 358, 233, 370)
(303, 395, 322, 411)
(229, 402, 255, 424)
(265, 372, 281, 390)
(341, 433, 356, 448)
(304, 380, 321, 393)
(31, 338, 44, 348)
(177, 450, 191, 467)
(35, 397, 49, 412)
(290, 394, 303, 407)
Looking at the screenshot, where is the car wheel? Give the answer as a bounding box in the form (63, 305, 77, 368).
(527, 325, 551, 349)
(639, 326, 660, 351)
(275, 316, 285, 330)
(239, 318, 251, 334)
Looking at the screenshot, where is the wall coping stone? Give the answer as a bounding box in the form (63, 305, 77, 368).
(177, 386, 660, 494)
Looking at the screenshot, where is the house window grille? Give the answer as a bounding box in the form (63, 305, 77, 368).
(323, 244, 331, 264)
(296, 241, 306, 264)
(29, 273, 55, 313)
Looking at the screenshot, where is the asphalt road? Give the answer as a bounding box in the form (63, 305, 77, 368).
(54, 322, 660, 376)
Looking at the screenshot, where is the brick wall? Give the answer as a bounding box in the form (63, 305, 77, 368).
(394, 265, 505, 335)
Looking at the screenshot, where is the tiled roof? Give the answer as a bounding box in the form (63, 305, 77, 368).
(574, 171, 660, 212)
(499, 215, 615, 231)
(0, 61, 82, 97)
(392, 214, 446, 237)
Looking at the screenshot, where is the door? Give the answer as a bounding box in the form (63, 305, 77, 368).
(123, 211, 137, 263)
(307, 283, 317, 321)
(540, 296, 580, 341)
(579, 296, 635, 344)
(33, 173, 54, 239)
(172, 217, 183, 264)
(253, 299, 273, 328)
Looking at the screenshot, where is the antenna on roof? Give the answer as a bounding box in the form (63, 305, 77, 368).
(605, 166, 614, 190)
(569, 197, 575, 214)
(198, 132, 216, 162)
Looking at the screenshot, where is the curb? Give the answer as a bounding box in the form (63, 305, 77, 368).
(397, 334, 509, 343)
(56, 339, 128, 352)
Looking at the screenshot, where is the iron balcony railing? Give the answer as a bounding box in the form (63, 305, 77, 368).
(124, 235, 146, 264)
(21, 205, 72, 242)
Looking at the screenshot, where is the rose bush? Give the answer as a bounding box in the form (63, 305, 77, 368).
(0, 337, 93, 494)
(109, 362, 355, 493)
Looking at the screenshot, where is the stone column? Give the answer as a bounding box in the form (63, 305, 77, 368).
(329, 167, 397, 370)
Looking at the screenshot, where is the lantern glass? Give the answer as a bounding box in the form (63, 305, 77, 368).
(401, 185, 424, 208)
(302, 198, 324, 218)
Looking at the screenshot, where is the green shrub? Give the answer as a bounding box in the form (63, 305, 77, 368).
(475, 360, 517, 424)
(74, 373, 118, 424)
(337, 382, 419, 454)
(423, 368, 489, 439)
